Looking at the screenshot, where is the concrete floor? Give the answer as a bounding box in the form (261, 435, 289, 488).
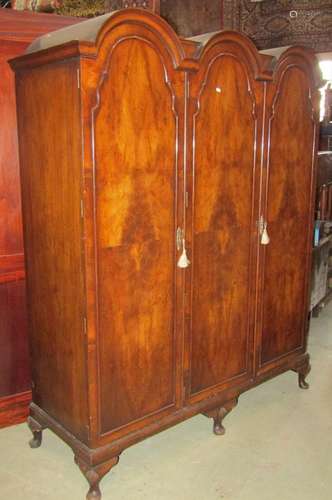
(1, 304, 331, 500)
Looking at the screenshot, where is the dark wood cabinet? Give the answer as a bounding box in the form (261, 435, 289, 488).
(11, 10, 320, 500)
(311, 152, 332, 315)
(0, 9, 81, 429)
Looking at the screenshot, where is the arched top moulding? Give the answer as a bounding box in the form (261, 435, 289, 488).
(8, 9, 266, 77)
(272, 45, 323, 89)
(9, 8, 320, 86)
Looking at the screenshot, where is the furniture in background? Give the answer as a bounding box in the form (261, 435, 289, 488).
(11, 10, 320, 500)
(311, 151, 332, 316)
(320, 124, 332, 151)
(12, 0, 160, 16)
(56, 1, 121, 17)
(12, 0, 61, 11)
(0, 8, 81, 429)
(322, 82, 332, 124)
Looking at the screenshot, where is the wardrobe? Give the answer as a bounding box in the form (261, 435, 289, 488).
(11, 9, 321, 500)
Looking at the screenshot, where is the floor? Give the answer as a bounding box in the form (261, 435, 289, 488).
(1, 304, 331, 500)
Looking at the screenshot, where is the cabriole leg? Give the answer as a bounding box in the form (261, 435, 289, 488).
(293, 355, 311, 390)
(28, 416, 44, 449)
(75, 455, 119, 500)
(298, 363, 311, 389)
(203, 398, 238, 436)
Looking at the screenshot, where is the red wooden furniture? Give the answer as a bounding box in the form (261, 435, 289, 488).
(11, 10, 320, 499)
(0, 8, 81, 429)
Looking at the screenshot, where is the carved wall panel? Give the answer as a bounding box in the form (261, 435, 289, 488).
(222, 0, 332, 51)
(106, 0, 159, 12)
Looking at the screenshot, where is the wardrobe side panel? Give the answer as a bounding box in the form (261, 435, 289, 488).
(260, 67, 316, 365)
(15, 61, 88, 442)
(189, 55, 258, 396)
(92, 38, 181, 433)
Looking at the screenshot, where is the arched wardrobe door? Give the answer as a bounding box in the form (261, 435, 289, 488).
(184, 33, 271, 402)
(80, 12, 188, 438)
(257, 48, 320, 373)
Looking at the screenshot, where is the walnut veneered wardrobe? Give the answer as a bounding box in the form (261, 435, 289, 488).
(10, 9, 321, 500)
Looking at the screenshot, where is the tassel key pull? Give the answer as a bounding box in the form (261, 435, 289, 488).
(261, 222, 270, 245)
(258, 216, 270, 245)
(177, 238, 190, 268)
(176, 228, 190, 269)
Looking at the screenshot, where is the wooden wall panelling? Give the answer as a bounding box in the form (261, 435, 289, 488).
(0, 279, 29, 396)
(0, 9, 82, 429)
(0, 37, 31, 430)
(0, 9, 81, 43)
(0, 42, 25, 259)
(0, 391, 31, 429)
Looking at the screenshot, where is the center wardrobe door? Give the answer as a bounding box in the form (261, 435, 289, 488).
(186, 49, 260, 401)
(93, 36, 184, 435)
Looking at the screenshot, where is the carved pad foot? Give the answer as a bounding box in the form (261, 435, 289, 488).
(293, 355, 311, 390)
(213, 418, 226, 436)
(28, 416, 44, 449)
(75, 455, 119, 500)
(298, 372, 310, 390)
(203, 398, 238, 436)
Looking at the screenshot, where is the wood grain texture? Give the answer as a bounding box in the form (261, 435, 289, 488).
(75, 455, 119, 500)
(0, 390, 30, 429)
(15, 60, 88, 442)
(260, 56, 318, 367)
(0, 254, 25, 284)
(0, 8, 82, 43)
(10, 10, 320, 499)
(189, 55, 256, 394)
(185, 33, 269, 401)
(0, 39, 29, 406)
(0, 43, 25, 259)
(94, 38, 179, 433)
(76, 9, 190, 445)
(0, 280, 30, 397)
(0, 9, 82, 426)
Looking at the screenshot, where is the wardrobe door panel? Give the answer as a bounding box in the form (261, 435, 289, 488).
(260, 66, 317, 366)
(188, 54, 258, 398)
(94, 38, 181, 434)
